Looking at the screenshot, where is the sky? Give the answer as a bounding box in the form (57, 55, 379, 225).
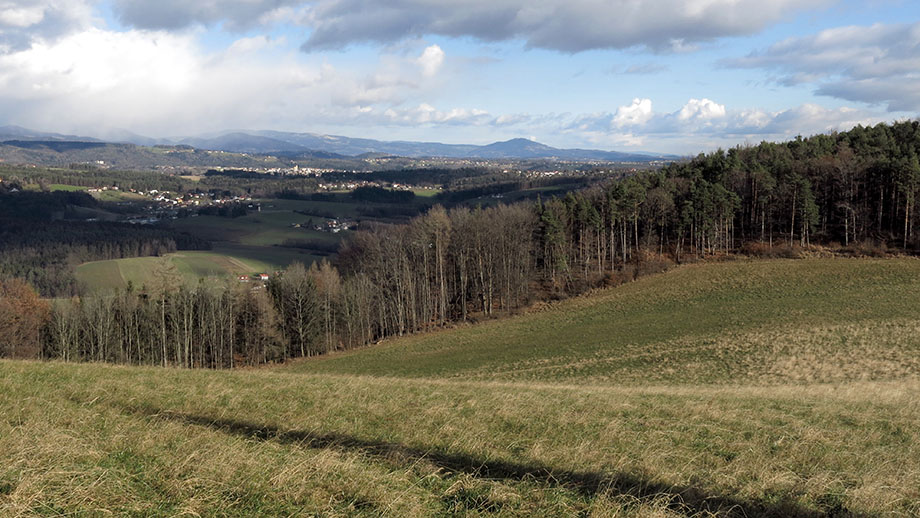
(0, 0, 918, 154)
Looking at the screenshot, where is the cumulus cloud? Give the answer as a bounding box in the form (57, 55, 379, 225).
(726, 22, 920, 112)
(104, 0, 831, 53)
(0, 0, 95, 52)
(613, 98, 653, 127)
(0, 26, 455, 136)
(732, 104, 886, 138)
(415, 44, 444, 77)
(677, 98, 726, 121)
(561, 96, 889, 152)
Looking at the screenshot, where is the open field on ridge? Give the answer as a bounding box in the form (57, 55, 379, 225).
(75, 247, 320, 292)
(4, 258, 920, 516)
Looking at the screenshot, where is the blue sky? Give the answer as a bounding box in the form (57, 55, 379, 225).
(0, 0, 917, 154)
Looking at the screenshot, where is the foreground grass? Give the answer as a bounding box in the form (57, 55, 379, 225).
(2, 361, 919, 517)
(6, 258, 920, 516)
(290, 258, 920, 385)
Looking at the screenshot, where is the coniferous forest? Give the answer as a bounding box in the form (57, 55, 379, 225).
(2, 121, 920, 366)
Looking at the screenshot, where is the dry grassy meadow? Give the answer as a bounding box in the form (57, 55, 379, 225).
(2, 258, 920, 517)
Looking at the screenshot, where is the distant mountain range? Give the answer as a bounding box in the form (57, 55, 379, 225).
(0, 125, 674, 162)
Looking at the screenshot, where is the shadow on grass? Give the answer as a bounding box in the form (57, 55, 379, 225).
(124, 404, 860, 518)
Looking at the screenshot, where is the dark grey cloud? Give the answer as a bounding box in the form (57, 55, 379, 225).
(300, 0, 832, 52)
(726, 22, 920, 112)
(111, 0, 304, 31)
(108, 0, 832, 52)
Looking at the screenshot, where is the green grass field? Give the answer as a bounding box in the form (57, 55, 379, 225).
(166, 198, 352, 262)
(75, 247, 320, 292)
(292, 258, 920, 385)
(258, 198, 366, 217)
(5, 258, 920, 516)
(169, 212, 332, 246)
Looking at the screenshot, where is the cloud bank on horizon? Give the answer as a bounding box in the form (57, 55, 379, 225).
(0, 0, 916, 154)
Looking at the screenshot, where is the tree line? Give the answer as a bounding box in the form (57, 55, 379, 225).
(2, 121, 919, 367)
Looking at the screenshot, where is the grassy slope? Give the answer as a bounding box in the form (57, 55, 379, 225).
(75, 248, 320, 292)
(292, 258, 920, 385)
(4, 258, 920, 517)
(2, 363, 918, 517)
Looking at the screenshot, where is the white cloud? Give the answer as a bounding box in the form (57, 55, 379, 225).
(0, 28, 198, 97)
(677, 98, 726, 121)
(493, 113, 531, 126)
(0, 25, 458, 136)
(613, 98, 653, 127)
(558, 95, 893, 153)
(0, 4, 45, 28)
(416, 44, 444, 77)
(0, 0, 95, 51)
(382, 103, 490, 125)
(726, 22, 920, 112)
(227, 35, 284, 55)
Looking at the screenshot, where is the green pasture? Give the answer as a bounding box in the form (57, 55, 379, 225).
(75, 247, 320, 292)
(293, 258, 920, 385)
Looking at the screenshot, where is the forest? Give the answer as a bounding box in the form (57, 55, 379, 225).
(1, 121, 919, 367)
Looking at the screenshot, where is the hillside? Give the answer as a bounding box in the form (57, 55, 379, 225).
(3, 258, 920, 516)
(289, 258, 920, 385)
(0, 140, 288, 170)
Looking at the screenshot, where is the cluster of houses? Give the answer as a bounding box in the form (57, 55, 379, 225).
(312, 218, 353, 233)
(315, 179, 437, 194)
(208, 165, 336, 176)
(290, 218, 353, 233)
(316, 180, 375, 191)
(114, 189, 258, 224)
(238, 273, 272, 283)
(145, 190, 253, 208)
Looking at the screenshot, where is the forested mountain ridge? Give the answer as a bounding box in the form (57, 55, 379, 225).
(0, 139, 290, 170)
(0, 125, 670, 163)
